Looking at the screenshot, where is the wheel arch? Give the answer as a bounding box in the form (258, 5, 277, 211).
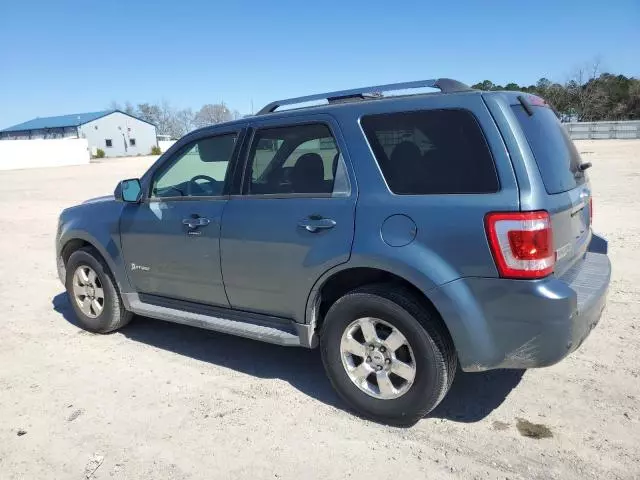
(60, 238, 92, 265)
(58, 230, 132, 307)
(59, 231, 111, 267)
(306, 265, 454, 348)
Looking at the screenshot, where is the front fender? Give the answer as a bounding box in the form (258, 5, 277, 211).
(57, 201, 132, 306)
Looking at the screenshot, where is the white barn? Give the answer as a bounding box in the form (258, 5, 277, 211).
(0, 110, 158, 157)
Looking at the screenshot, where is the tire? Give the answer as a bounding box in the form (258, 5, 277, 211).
(320, 284, 456, 426)
(65, 247, 133, 333)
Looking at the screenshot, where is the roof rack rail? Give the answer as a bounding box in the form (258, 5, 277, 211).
(257, 78, 471, 115)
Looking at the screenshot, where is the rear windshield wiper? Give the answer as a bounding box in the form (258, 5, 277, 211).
(574, 162, 592, 178)
(578, 162, 592, 171)
(517, 95, 534, 116)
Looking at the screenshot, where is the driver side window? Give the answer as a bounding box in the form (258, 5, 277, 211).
(151, 133, 237, 198)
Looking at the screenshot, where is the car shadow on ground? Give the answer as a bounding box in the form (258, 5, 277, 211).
(53, 292, 524, 425)
(429, 368, 525, 422)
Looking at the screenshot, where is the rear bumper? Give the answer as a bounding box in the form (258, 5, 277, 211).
(430, 234, 611, 371)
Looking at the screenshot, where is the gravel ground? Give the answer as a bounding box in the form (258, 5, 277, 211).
(0, 141, 638, 480)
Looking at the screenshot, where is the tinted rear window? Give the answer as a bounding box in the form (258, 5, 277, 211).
(361, 109, 499, 195)
(511, 105, 585, 194)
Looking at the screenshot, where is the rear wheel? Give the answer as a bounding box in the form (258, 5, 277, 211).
(320, 284, 456, 426)
(65, 247, 132, 333)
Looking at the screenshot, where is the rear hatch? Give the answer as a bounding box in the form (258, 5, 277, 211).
(510, 96, 591, 276)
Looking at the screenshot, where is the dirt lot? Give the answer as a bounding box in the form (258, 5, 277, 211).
(0, 140, 639, 480)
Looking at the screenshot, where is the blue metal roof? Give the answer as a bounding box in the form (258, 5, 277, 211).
(1, 110, 116, 132)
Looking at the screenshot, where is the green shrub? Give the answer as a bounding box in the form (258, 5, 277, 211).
(151, 145, 162, 155)
(95, 148, 105, 158)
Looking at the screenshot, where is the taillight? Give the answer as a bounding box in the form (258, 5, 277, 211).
(589, 197, 593, 221)
(485, 211, 554, 279)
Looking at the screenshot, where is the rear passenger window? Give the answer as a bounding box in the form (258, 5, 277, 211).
(246, 123, 349, 196)
(361, 109, 499, 194)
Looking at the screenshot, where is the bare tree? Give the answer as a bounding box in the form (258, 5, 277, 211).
(109, 99, 241, 138)
(534, 78, 570, 118)
(628, 81, 640, 119)
(156, 100, 177, 137)
(194, 103, 232, 128)
(135, 101, 173, 137)
(570, 58, 604, 121)
(136, 103, 161, 127)
(132, 102, 195, 138)
(175, 108, 195, 136)
(109, 100, 136, 115)
(124, 101, 135, 115)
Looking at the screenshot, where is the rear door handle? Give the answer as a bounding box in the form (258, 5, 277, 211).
(298, 217, 336, 233)
(182, 217, 211, 229)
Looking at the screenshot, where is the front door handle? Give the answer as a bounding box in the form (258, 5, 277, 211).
(182, 217, 211, 229)
(298, 217, 336, 233)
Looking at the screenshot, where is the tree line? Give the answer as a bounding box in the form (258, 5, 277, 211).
(112, 65, 639, 138)
(471, 65, 639, 122)
(109, 100, 242, 139)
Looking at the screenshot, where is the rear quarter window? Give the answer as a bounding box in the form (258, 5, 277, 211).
(511, 104, 585, 194)
(361, 109, 499, 195)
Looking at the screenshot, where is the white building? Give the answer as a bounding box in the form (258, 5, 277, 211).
(0, 110, 158, 157)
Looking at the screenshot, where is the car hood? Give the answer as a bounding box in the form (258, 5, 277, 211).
(59, 193, 122, 226)
(82, 195, 114, 205)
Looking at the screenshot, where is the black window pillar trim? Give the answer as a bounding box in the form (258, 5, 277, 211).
(227, 127, 252, 196)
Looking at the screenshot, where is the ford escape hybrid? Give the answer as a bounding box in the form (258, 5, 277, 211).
(56, 78, 611, 425)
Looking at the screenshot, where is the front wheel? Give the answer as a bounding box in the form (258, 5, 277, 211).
(65, 247, 133, 333)
(320, 285, 456, 426)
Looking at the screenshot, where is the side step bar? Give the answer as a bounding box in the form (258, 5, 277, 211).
(125, 293, 317, 348)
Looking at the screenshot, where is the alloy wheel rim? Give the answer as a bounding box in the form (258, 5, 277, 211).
(72, 265, 105, 318)
(339, 317, 416, 400)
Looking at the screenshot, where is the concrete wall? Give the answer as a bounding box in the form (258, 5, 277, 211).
(0, 138, 90, 171)
(158, 140, 177, 152)
(565, 120, 640, 140)
(79, 112, 157, 157)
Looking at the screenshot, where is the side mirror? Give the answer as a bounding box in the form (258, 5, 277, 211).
(114, 178, 142, 203)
